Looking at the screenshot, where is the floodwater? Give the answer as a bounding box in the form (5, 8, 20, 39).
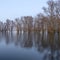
(0, 31, 60, 60)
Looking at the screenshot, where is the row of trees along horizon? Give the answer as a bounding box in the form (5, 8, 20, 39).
(0, 0, 60, 33)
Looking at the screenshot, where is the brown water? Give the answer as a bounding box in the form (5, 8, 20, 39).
(0, 31, 60, 60)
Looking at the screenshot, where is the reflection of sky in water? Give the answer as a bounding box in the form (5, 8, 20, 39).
(0, 32, 60, 60)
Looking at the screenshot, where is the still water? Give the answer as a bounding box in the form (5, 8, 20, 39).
(0, 31, 60, 60)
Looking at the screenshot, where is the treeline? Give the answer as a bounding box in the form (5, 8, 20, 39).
(0, 0, 60, 33)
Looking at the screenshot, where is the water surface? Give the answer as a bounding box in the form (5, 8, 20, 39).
(0, 31, 60, 60)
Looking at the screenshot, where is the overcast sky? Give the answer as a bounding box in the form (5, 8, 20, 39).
(0, 0, 48, 22)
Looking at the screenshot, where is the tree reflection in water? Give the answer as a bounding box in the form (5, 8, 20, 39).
(0, 31, 60, 60)
(21, 31, 33, 48)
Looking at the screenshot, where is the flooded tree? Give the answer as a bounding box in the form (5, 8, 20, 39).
(43, 0, 57, 34)
(10, 21, 15, 32)
(56, 0, 60, 34)
(15, 18, 22, 33)
(34, 13, 43, 32)
(5, 19, 11, 32)
(5, 19, 15, 32)
(0, 21, 4, 32)
(21, 16, 33, 32)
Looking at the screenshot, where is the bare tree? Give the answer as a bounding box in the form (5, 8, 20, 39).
(34, 13, 44, 32)
(21, 16, 33, 32)
(0, 21, 4, 32)
(43, 0, 59, 33)
(15, 18, 22, 33)
(6, 19, 11, 32)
